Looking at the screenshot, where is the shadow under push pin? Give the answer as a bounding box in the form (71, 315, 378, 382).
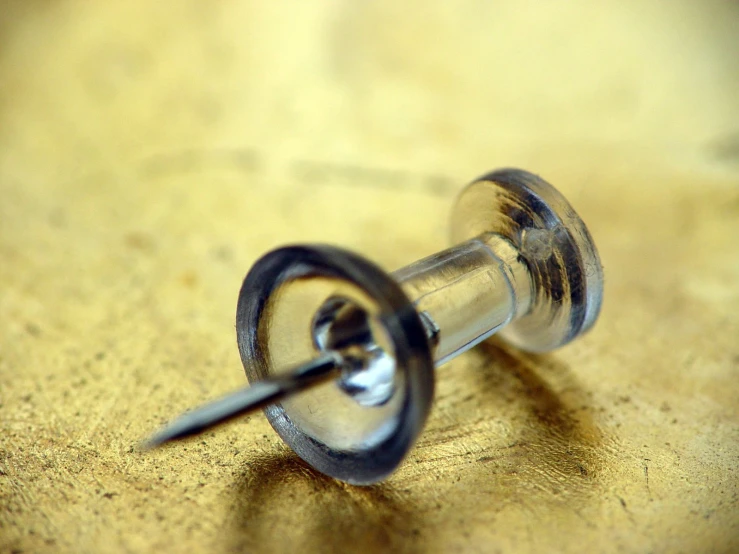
(146, 168, 603, 485)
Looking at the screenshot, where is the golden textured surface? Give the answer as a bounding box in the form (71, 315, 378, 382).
(1, 1, 738, 553)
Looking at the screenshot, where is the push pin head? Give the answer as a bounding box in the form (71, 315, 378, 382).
(450, 168, 603, 352)
(146, 169, 603, 485)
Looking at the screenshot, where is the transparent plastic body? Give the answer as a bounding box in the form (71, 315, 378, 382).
(236, 168, 604, 484)
(393, 237, 530, 365)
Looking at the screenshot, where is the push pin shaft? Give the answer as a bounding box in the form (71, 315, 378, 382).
(145, 352, 342, 448)
(146, 169, 603, 485)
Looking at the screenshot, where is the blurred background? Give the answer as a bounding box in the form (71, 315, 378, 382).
(1, 1, 738, 553)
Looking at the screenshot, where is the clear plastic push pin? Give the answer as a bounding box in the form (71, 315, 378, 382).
(146, 169, 604, 485)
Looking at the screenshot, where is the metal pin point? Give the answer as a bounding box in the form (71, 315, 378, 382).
(146, 168, 604, 485)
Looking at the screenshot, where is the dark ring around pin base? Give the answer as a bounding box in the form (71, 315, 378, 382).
(236, 244, 435, 485)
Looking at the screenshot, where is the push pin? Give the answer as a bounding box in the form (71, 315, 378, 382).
(146, 169, 603, 484)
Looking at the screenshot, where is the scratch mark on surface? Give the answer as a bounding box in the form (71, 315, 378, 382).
(643, 458, 652, 499)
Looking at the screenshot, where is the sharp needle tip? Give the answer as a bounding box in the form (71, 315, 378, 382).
(138, 432, 171, 452)
(140, 414, 202, 452)
(139, 435, 166, 452)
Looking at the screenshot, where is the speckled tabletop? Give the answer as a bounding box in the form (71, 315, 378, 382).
(1, 1, 738, 553)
